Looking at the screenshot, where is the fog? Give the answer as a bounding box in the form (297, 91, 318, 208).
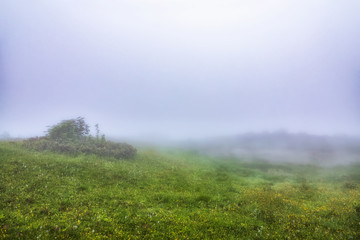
(177, 131, 360, 166)
(1, 0, 360, 140)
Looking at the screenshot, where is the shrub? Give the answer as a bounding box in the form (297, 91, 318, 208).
(23, 118, 136, 159)
(46, 117, 90, 142)
(343, 181, 358, 190)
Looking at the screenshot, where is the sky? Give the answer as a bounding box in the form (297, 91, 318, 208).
(1, 0, 360, 139)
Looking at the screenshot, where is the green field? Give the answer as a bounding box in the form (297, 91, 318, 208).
(0, 141, 359, 239)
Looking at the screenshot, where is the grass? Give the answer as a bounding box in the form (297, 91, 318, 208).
(0, 141, 359, 239)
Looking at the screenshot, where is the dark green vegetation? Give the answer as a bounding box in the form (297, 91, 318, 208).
(0, 141, 359, 239)
(22, 117, 136, 159)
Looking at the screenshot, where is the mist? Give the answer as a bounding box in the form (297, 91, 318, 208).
(177, 131, 360, 166)
(1, 0, 360, 140)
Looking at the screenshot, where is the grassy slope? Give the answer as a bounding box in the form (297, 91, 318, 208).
(0, 142, 359, 239)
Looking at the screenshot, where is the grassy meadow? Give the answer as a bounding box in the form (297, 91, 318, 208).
(0, 141, 359, 239)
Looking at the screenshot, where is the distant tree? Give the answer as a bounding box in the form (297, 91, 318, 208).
(46, 117, 90, 142)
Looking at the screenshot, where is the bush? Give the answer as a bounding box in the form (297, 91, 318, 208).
(22, 118, 136, 159)
(46, 117, 90, 142)
(343, 181, 358, 190)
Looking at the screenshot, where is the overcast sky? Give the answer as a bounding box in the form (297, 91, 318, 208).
(1, 0, 360, 139)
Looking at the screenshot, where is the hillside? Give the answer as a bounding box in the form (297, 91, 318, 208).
(0, 141, 359, 239)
